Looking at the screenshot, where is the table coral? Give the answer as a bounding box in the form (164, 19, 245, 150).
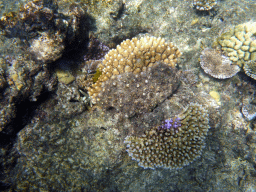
(192, 0, 217, 11)
(88, 36, 181, 104)
(214, 22, 256, 67)
(124, 103, 210, 169)
(243, 60, 256, 80)
(200, 48, 240, 79)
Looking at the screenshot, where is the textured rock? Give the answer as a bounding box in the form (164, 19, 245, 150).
(200, 48, 240, 79)
(88, 36, 181, 103)
(124, 103, 210, 169)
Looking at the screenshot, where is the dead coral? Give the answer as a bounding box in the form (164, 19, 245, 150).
(200, 48, 240, 79)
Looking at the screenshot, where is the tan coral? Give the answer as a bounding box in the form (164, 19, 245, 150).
(88, 36, 181, 103)
(215, 22, 256, 67)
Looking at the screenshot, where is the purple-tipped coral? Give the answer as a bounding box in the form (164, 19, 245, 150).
(159, 117, 181, 134)
(124, 104, 210, 170)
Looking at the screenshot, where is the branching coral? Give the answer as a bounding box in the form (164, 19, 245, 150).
(124, 103, 210, 169)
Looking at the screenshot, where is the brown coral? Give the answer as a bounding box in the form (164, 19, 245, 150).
(96, 62, 181, 117)
(124, 103, 210, 170)
(200, 48, 240, 79)
(88, 36, 181, 103)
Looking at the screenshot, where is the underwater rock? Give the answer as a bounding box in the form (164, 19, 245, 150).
(29, 31, 65, 63)
(0, 1, 89, 63)
(0, 37, 57, 133)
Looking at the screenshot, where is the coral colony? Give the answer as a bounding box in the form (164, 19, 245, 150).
(88, 36, 181, 104)
(124, 104, 210, 170)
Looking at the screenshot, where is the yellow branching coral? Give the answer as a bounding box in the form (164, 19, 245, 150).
(124, 103, 210, 170)
(88, 36, 181, 103)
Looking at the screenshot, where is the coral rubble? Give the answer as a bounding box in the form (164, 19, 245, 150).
(88, 36, 181, 104)
(192, 0, 217, 11)
(124, 103, 210, 169)
(200, 48, 240, 79)
(243, 60, 256, 80)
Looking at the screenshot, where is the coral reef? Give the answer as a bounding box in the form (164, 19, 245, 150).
(124, 103, 210, 169)
(0, 1, 89, 63)
(0, 0, 91, 133)
(192, 0, 217, 11)
(243, 60, 256, 80)
(214, 22, 256, 67)
(88, 36, 181, 103)
(96, 62, 181, 117)
(200, 48, 240, 79)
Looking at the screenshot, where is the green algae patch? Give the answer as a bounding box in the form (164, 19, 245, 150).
(92, 68, 102, 83)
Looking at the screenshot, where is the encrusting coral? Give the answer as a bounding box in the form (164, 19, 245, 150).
(124, 103, 210, 170)
(88, 36, 181, 104)
(200, 48, 240, 79)
(96, 62, 181, 117)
